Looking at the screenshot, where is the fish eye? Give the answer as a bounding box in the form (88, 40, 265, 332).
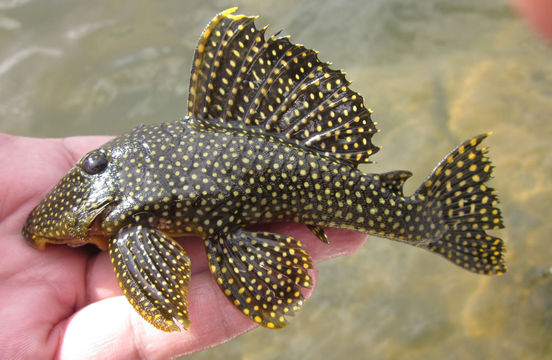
(81, 151, 108, 175)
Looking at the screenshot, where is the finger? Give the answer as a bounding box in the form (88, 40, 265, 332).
(51, 135, 368, 358)
(0, 135, 112, 229)
(0, 135, 115, 274)
(61, 136, 114, 162)
(61, 269, 318, 360)
(259, 223, 368, 264)
(514, 0, 552, 42)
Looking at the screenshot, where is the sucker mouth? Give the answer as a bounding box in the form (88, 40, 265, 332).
(52, 208, 112, 250)
(76, 200, 118, 250)
(24, 200, 117, 251)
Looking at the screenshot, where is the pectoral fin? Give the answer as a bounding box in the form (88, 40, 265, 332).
(109, 225, 191, 332)
(204, 229, 313, 329)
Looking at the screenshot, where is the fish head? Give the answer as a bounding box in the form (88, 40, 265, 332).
(22, 143, 125, 251)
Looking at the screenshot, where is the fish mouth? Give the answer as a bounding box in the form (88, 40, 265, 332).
(23, 200, 116, 251)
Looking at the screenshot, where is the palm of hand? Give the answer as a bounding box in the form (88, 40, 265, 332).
(0, 134, 367, 359)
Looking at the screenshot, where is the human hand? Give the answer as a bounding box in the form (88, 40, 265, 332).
(0, 134, 367, 359)
(514, 0, 552, 42)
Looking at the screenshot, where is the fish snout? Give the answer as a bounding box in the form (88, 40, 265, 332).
(21, 199, 83, 249)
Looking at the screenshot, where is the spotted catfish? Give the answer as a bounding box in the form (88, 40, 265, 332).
(22, 8, 505, 332)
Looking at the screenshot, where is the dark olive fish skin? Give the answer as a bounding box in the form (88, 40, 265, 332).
(22, 8, 505, 332)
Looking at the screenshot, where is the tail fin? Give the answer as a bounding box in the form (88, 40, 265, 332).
(415, 133, 506, 275)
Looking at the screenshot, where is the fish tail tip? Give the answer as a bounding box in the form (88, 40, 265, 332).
(223, 7, 238, 14)
(223, 7, 253, 21)
(416, 133, 506, 275)
(219, 7, 239, 19)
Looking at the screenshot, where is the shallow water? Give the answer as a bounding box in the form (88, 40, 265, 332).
(2, 0, 551, 359)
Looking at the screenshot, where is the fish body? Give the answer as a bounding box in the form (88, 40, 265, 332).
(22, 8, 505, 332)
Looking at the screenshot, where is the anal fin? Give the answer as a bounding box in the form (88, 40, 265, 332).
(204, 229, 313, 329)
(109, 225, 191, 332)
(307, 225, 329, 244)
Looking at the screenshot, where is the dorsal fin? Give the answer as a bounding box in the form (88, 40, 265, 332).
(187, 8, 379, 165)
(380, 170, 412, 195)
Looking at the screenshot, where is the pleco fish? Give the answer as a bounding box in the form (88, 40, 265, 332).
(22, 8, 505, 332)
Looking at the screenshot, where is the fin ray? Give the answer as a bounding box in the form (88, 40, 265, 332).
(204, 229, 312, 328)
(414, 133, 506, 274)
(307, 225, 329, 244)
(109, 225, 191, 331)
(188, 8, 379, 165)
